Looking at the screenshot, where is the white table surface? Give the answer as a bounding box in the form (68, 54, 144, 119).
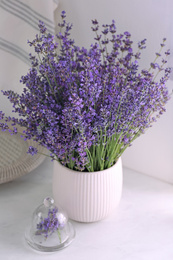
(1, 157, 173, 260)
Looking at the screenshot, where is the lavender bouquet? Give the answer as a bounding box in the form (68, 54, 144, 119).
(0, 11, 171, 172)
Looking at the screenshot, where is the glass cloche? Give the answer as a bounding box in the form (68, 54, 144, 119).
(25, 197, 75, 252)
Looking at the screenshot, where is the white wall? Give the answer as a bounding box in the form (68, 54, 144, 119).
(56, 0, 173, 183)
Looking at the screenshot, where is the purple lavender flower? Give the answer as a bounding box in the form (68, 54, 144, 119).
(27, 146, 38, 156)
(0, 11, 171, 171)
(36, 207, 61, 241)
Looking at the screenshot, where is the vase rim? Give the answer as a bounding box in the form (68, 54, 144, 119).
(54, 157, 122, 175)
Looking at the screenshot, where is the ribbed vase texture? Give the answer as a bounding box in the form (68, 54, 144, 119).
(53, 158, 123, 222)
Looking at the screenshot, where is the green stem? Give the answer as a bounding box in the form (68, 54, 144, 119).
(37, 53, 58, 102)
(57, 229, 61, 243)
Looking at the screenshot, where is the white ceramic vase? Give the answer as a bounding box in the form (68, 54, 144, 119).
(53, 158, 123, 222)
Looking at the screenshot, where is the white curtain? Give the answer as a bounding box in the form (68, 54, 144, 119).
(0, 0, 58, 116)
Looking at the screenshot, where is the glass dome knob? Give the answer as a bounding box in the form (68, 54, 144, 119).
(43, 197, 54, 208)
